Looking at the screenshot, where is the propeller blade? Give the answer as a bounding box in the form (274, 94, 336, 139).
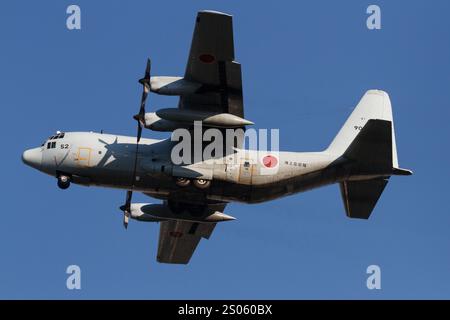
(138, 59, 151, 94)
(137, 123, 142, 143)
(139, 90, 148, 119)
(145, 58, 151, 79)
(120, 190, 133, 229)
(123, 213, 129, 229)
(136, 58, 151, 131)
(125, 190, 133, 208)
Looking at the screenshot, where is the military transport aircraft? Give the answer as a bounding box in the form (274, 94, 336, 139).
(22, 10, 412, 264)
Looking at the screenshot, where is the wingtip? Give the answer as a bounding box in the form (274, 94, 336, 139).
(392, 167, 413, 176)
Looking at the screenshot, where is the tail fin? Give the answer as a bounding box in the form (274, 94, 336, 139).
(326, 90, 399, 169)
(329, 90, 412, 219)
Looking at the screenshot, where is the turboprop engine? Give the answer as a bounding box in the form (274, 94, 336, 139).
(145, 75, 254, 131)
(142, 112, 189, 132)
(150, 76, 202, 95)
(143, 108, 254, 131)
(127, 203, 236, 223)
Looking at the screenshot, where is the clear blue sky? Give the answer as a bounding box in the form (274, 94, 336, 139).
(1, 0, 449, 299)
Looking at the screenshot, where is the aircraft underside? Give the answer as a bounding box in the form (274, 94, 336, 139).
(85, 164, 338, 205)
(22, 10, 411, 264)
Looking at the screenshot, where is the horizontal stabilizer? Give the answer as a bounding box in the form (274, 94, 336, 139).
(392, 167, 413, 176)
(340, 178, 389, 219)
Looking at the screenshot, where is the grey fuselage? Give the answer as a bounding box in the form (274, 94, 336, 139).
(23, 131, 358, 204)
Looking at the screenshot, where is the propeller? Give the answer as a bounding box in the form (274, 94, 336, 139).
(134, 58, 151, 142)
(120, 190, 133, 229)
(120, 59, 152, 229)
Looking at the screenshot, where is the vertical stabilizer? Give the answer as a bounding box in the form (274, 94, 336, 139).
(327, 90, 399, 168)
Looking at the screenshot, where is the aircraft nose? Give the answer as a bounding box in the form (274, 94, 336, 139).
(22, 147, 42, 170)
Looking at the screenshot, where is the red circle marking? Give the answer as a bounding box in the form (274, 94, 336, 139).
(199, 54, 215, 63)
(263, 155, 278, 168)
(169, 231, 183, 238)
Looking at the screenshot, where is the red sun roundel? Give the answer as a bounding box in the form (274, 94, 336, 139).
(169, 231, 183, 238)
(262, 155, 278, 168)
(199, 54, 215, 63)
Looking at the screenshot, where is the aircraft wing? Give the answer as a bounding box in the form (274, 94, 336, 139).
(156, 202, 228, 264)
(180, 10, 244, 118)
(157, 220, 216, 264)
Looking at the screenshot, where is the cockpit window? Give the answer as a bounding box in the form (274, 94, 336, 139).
(45, 132, 66, 148)
(46, 141, 57, 149)
(48, 133, 65, 140)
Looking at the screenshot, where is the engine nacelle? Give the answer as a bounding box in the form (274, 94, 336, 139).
(150, 76, 202, 96)
(129, 203, 235, 223)
(156, 108, 254, 128)
(143, 112, 189, 132)
(128, 203, 163, 222)
(143, 109, 253, 131)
